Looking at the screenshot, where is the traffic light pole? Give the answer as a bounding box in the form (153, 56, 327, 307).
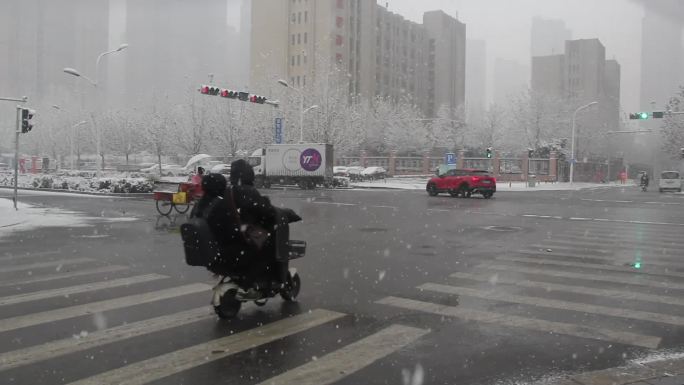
(13, 106, 21, 210)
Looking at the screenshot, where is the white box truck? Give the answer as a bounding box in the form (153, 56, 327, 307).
(248, 144, 334, 189)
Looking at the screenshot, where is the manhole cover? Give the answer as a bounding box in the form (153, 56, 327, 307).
(482, 226, 522, 232)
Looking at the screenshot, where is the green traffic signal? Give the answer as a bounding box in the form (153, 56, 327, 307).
(640, 112, 648, 119)
(629, 112, 650, 120)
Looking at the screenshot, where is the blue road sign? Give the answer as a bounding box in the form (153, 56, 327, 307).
(275, 118, 283, 144)
(445, 153, 456, 165)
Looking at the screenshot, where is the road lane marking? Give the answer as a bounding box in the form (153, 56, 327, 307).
(0, 250, 59, 262)
(0, 307, 213, 371)
(67, 309, 345, 385)
(496, 255, 684, 279)
(541, 236, 684, 249)
(0, 258, 93, 274)
(528, 244, 614, 255)
(376, 296, 660, 349)
(571, 222, 684, 233)
(480, 264, 684, 291)
(581, 199, 634, 203)
(0, 265, 128, 288)
(0, 283, 210, 333)
(371, 205, 399, 210)
(0, 274, 168, 306)
(520, 215, 684, 227)
(450, 272, 684, 308)
(312, 201, 357, 207)
(256, 324, 428, 385)
(515, 250, 684, 270)
(569, 217, 592, 221)
(419, 283, 684, 327)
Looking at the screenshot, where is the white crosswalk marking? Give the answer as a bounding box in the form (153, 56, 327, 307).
(376, 296, 660, 349)
(564, 230, 684, 242)
(480, 264, 684, 290)
(66, 309, 345, 385)
(0, 258, 93, 273)
(0, 265, 128, 288)
(0, 307, 213, 371)
(419, 283, 684, 327)
(0, 250, 59, 262)
(514, 250, 684, 269)
(495, 255, 684, 279)
(0, 274, 168, 306)
(0, 283, 210, 333)
(450, 272, 684, 307)
(257, 324, 429, 385)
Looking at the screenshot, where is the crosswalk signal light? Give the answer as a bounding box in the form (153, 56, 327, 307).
(21, 108, 35, 133)
(629, 112, 649, 120)
(486, 147, 493, 159)
(250, 95, 267, 104)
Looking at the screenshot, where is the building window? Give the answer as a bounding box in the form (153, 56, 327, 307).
(305, 11, 308, 23)
(337, 0, 344, 9)
(297, 55, 301, 66)
(291, 13, 296, 23)
(304, 32, 308, 44)
(336, 16, 344, 28)
(291, 56, 295, 66)
(297, 34, 301, 44)
(304, 54, 308, 64)
(336, 35, 343, 46)
(336, 53, 343, 63)
(303, 75, 306, 87)
(292, 34, 295, 45)
(298, 12, 301, 24)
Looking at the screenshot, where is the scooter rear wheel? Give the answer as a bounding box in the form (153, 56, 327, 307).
(214, 289, 241, 319)
(280, 272, 301, 302)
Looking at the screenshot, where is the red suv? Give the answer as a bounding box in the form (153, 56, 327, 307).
(426, 169, 496, 199)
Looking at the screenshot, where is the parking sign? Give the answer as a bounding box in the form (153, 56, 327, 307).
(445, 153, 456, 165)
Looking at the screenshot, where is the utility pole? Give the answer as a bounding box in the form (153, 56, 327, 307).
(13, 106, 21, 210)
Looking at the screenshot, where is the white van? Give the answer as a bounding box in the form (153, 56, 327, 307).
(659, 171, 682, 193)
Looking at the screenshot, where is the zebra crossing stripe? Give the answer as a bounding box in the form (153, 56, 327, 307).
(0, 283, 210, 333)
(376, 296, 660, 349)
(0, 307, 213, 371)
(419, 283, 684, 327)
(0, 258, 93, 274)
(0, 265, 128, 288)
(514, 250, 684, 270)
(257, 324, 429, 385)
(496, 255, 684, 279)
(450, 272, 684, 308)
(66, 309, 345, 385)
(0, 250, 59, 262)
(547, 234, 684, 247)
(569, 224, 684, 235)
(0, 274, 169, 306)
(480, 264, 684, 291)
(564, 230, 684, 242)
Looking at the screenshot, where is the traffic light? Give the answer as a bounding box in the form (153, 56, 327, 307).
(681, 148, 684, 159)
(250, 95, 267, 104)
(629, 112, 649, 120)
(21, 108, 35, 133)
(528, 148, 534, 157)
(486, 147, 493, 159)
(220, 89, 238, 99)
(199, 85, 220, 96)
(652, 111, 664, 119)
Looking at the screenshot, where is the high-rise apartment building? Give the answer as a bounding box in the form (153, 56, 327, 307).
(531, 17, 571, 57)
(531, 54, 565, 97)
(564, 39, 606, 102)
(250, 0, 465, 117)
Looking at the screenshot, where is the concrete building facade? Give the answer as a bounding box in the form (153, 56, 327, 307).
(250, 0, 465, 117)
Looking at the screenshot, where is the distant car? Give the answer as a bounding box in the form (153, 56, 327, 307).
(361, 166, 387, 180)
(426, 168, 496, 199)
(347, 166, 365, 181)
(210, 164, 231, 176)
(332, 176, 350, 188)
(659, 171, 681, 193)
(141, 164, 188, 177)
(333, 166, 349, 177)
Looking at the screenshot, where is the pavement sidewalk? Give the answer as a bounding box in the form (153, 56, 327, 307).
(545, 354, 684, 385)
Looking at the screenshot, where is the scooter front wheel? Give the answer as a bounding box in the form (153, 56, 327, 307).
(280, 272, 301, 302)
(214, 289, 241, 319)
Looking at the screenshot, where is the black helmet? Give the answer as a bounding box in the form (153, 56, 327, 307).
(230, 159, 255, 186)
(202, 173, 227, 197)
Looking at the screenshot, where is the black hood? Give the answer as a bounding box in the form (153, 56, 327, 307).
(230, 159, 255, 186)
(202, 173, 227, 197)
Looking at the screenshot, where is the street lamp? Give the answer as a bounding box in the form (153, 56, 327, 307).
(63, 43, 128, 176)
(52, 105, 88, 170)
(570, 101, 598, 184)
(277, 79, 318, 143)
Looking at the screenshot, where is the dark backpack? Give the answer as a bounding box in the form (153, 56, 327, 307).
(180, 197, 222, 267)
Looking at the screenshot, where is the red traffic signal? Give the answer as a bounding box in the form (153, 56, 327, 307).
(199, 85, 220, 96)
(250, 95, 267, 104)
(220, 89, 238, 99)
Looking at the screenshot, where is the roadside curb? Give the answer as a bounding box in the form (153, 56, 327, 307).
(0, 186, 153, 198)
(546, 356, 684, 385)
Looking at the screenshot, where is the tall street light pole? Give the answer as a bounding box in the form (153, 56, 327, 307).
(63, 43, 128, 176)
(277, 79, 318, 143)
(570, 101, 598, 184)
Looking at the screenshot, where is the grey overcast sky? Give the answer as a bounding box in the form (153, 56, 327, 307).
(380, 0, 646, 111)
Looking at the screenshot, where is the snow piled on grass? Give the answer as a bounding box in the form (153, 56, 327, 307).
(0, 173, 155, 194)
(0, 197, 137, 238)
